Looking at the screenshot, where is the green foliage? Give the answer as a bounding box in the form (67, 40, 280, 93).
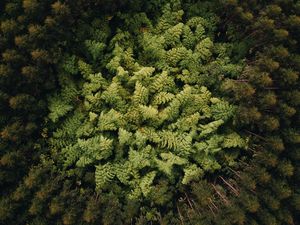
(47, 2, 246, 204)
(48, 95, 73, 122)
(1, 0, 299, 224)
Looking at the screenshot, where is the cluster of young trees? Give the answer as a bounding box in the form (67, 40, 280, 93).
(0, 1, 71, 221)
(0, 0, 299, 224)
(213, 1, 300, 224)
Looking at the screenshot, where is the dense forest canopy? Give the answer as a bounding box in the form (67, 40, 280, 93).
(0, 0, 299, 224)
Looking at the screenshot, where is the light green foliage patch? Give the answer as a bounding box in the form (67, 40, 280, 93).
(47, 3, 247, 201)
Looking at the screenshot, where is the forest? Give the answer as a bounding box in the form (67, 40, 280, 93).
(0, 0, 299, 224)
